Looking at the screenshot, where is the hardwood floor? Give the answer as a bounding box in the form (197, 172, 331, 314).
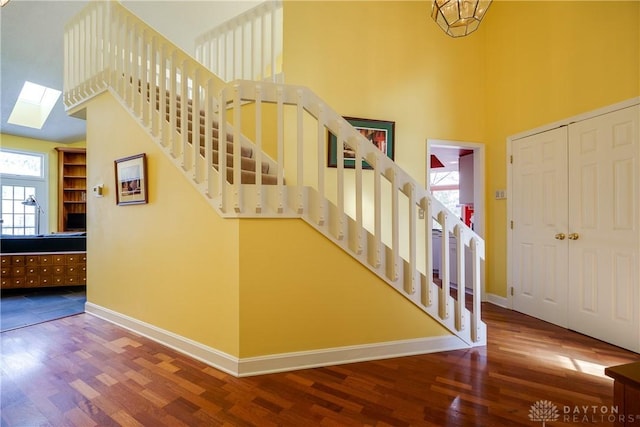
(1, 303, 638, 426)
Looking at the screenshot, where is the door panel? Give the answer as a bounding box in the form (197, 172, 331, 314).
(567, 105, 639, 352)
(512, 127, 569, 327)
(569, 106, 640, 351)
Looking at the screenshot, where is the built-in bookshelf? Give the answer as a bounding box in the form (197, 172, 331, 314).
(56, 147, 86, 232)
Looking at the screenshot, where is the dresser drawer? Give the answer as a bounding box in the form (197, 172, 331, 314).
(65, 276, 80, 285)
(39, 276, 53, 287)
(66, 254, 81, 265)
(25, 255, 39, 265)
(10, 277, 26, 287)
(25, 276, 40, 287)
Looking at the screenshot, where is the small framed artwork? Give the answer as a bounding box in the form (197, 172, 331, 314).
(328, 117, 395, 169)
(114, 153, 148, 205)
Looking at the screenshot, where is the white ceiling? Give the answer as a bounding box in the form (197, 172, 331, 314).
(0, 0, 260, 144)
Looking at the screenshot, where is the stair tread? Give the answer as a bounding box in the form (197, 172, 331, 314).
(139, 84, 277, 185)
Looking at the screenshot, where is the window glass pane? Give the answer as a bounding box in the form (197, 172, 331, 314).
(0, 150, 43, 177)
(2, 200, 13, 213)
(24, 215, 35, 227)
(2, 186, 13, 199)
(14, 201, 25, 213)
(14, 187, 24, 200)
(2, 214, 13, 226)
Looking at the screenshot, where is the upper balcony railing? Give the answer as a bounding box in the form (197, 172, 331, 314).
(195, 1, 283, 83)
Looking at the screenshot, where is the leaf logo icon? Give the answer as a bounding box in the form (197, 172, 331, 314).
(529, 400, 559, 426)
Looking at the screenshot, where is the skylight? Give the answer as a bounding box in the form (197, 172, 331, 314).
(7, 81, 61, 130)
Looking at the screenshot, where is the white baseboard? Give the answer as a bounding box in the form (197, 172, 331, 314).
(85, 302, 470, 377)
(85, 302, 240, 376)
(485, 293, 509, 308)
(238, 334, 468, 377)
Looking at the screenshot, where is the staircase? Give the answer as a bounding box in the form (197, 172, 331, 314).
(64, 1, 486, 348)
(153, 86, 279, 185)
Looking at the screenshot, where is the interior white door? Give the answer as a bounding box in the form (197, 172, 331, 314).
(512, 127, 569, 327)
(567, 105, 639, 351)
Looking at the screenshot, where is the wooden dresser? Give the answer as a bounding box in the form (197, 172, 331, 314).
(605, 362, 640, 426)
(1, 252, 87, 289)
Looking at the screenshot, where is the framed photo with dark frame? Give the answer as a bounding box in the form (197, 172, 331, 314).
(328, 117, 395, 169)
(114, 153, 148, 205)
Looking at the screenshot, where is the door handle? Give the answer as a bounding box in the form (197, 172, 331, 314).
(568, 233, 580, 240)
(554, 233, 566, 240)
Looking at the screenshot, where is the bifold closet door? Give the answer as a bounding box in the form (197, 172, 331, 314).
(567, 105, 639, 352)
(512, 127, 569, 328)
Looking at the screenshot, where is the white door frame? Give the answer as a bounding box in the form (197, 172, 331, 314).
(506, 97, 640, 310)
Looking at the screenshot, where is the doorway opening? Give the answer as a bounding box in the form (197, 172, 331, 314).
(426, 139, 486, 299)
(426, 139, 485, 239)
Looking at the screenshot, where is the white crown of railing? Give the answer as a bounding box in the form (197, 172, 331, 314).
(195, 0, 283, 83)
(64, 0, 486, 346)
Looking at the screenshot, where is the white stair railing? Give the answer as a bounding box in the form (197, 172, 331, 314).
(64, 0, 486, 346)
(195, 0, 283, 83)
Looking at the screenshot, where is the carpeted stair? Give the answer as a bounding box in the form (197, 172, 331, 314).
(140, 82, 278, 185)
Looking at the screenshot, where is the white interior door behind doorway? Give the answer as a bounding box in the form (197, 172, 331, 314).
(511, 127, 569, 328)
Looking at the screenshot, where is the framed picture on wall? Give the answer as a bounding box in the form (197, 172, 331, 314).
(114, 153, 148, 205)
(327, 117, 395, 169)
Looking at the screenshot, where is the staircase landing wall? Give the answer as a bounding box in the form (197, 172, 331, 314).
(238, 218, 449, 359)
(86, 92, 242, 356)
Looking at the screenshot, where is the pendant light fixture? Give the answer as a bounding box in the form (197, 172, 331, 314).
(431, 0, 492, 38)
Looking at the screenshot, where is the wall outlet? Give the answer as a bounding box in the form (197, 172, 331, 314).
(495, 189, 506, 200)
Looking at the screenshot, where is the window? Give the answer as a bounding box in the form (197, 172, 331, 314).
(0, 149, 44, 177)
(1, 149, 47, 235)
(430, 170, 461, 219)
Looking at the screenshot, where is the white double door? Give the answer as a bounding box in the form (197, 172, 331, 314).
(511, 105, 639, 352)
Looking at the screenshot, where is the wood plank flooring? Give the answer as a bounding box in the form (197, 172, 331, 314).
(1, 303, 638, 426)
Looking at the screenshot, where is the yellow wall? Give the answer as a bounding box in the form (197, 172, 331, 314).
(0, 133, 86, 233)
(283, 0, 640, 297)
(238, 219, 447, 357)
(85, 93, 241, 356)
(483, 0, 639, 295)
(85, 92, 448, 358)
